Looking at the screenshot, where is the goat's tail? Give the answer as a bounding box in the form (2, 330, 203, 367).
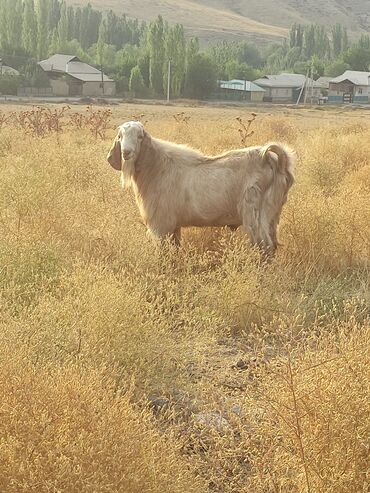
(262, 143, 295, 190)
(252, 143, 296, 254)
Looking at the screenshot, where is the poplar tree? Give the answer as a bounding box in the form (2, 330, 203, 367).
(37, 0, 49, 60)
(148, 15, 165, 95)
(58, 1, 68, 52)
(23, 0, 38, 56)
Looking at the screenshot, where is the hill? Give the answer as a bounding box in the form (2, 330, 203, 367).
(68, 0, 370, 43)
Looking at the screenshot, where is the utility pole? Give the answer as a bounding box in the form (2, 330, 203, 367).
(167, 59, 171, 103)
(101, 64, 105, 96)
(310, 62, 314, 105)
(297, 68, 309, 105)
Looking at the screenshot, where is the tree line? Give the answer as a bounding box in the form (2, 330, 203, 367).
(1, 0, 370, 98)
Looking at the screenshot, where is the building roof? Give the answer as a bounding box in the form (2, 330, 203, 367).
(254, 73, 314, 88)
(39, 54, 114, 83)
(315, 76, 332, 88)
(219, 79, 265, 92)
(0, 65, 20, 76)
(329, 70, 370, 86)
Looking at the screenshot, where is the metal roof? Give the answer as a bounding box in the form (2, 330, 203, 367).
(330, 70, 370, 86)
(39, 54, 114, 83)
(219, 79, 265, 92)
(39, 54, 78, 72)
(315, 76, 332, 88)
(254, 73, 313, 88)
(0, 65, 20, 76)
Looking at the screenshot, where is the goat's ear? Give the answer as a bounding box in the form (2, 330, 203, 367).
(107, 135, 122, 171)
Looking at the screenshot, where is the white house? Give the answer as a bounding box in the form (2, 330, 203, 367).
(253, 73, 321, 103)
(328, 71, 370, 103)
(38, 54, 116, 97)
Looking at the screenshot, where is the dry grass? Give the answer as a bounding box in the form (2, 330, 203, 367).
(0, 103, 369, 492)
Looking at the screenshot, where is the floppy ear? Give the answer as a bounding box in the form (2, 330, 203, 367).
(107, 135, 122, 171)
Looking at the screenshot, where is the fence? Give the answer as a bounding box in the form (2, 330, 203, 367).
(17, 87, 53, 97)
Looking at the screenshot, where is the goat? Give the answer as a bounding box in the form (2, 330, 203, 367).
(107, 121, 295, 253)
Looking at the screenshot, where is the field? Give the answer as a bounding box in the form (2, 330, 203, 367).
(0, 102, 369, 493)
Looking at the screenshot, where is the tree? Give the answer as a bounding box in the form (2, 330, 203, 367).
(185, 53, 217, 99)
(0, 73, 23, 95)
(225, 60, 258, 81)
(22, 0, 38, 57)
(148, 15, 166, 95)
(304, 25, 316, 58)
(97, 19, 108, 68)
(290, 23, 304, 49)
(358, 35, 370, 50)
(332, 24, 345, 58)
(0, 0, 9, 48)
(164, 24, 186, 97)
(285, 47, 303, 70)
(74, 7, 82, 41)
(342, 47, 370, 71)
(37, 0, 49, 60)
(326, 60, 351, 77)
(58, 1, 69, 53)
(129, 65, 145, 96)
(7, 0, 23, 49)
(67, 6, 75, 41)
(236, 42, 262, 68)
(48, 0, 61, 31)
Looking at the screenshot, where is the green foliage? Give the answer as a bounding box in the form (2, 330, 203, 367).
(0, 74, 23, 95)
(342, 46, 370, 72)
(185, 53, 217, 98)
(225, 60, 259, 81)
(148, 15, 166, 95)
(129, 65, 145, 96)
(326, 60, 351, 77)
(37, 0, 49, 60)
(164, 24, 186, 98)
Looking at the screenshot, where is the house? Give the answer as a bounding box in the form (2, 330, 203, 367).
(253, 73, 321, 103)
(216, 79, 265, 102)
(38, 54, 116, 97)
(328, 71, 370, 103)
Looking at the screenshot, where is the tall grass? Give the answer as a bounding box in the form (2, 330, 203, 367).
(0, 106, 368, 492)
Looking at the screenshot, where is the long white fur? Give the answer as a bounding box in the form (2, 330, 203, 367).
(107, 121, 295, 252)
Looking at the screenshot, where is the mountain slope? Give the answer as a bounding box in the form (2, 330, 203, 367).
(69, 0, 370, 43)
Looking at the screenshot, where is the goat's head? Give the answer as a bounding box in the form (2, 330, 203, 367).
(107, 121, 146, 171)
(107, 121, 147, 189)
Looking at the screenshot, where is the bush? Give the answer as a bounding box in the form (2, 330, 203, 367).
(0, 75, 23, 95)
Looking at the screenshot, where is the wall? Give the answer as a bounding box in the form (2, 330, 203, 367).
(268, 87, 294, 102)
(329, 83, 369, 103)
(50, 79, 69, 97)
(251, 91, 264, 102)
(82, 82, 116, 97)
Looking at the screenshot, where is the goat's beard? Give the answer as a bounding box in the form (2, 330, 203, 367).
(120, 158, 135, 189)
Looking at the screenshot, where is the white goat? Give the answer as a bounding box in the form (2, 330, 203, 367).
(107, 121, 295, 253)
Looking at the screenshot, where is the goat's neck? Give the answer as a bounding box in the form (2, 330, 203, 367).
(134, 136, 160, 186)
